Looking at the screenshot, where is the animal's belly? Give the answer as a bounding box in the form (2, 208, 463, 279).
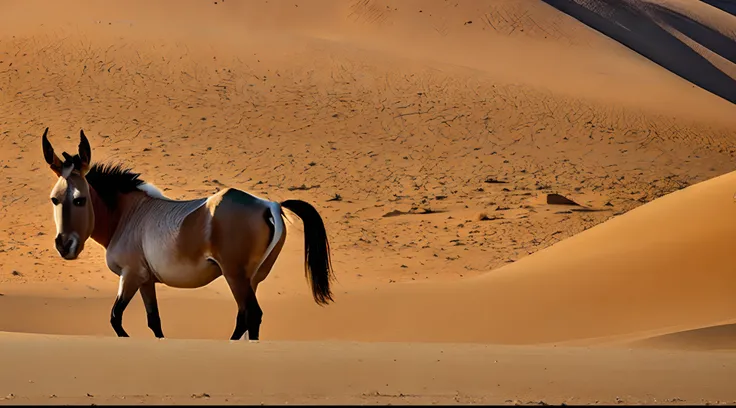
(151, 259, 222, 289)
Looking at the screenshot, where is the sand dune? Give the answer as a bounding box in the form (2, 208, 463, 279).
(4, 167, 736, 345)
(2, 332, 736, 405)
(2, 0, 736, 288)
(1, 0, 736, 404)
(629, 322, 736, 350)
(700, 0, 736, 17)
(543, 0, 736, 103)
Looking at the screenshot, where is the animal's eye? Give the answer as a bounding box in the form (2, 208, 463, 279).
(51, 197, 60, 206)
(73, 197, 87, 207)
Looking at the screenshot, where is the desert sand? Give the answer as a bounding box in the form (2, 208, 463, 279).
(1, 0, 736, 405)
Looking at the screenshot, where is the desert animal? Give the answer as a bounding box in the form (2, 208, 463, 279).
(41, 128, 334, 341)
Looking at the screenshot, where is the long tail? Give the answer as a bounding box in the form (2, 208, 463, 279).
(280, 199, 335, 305)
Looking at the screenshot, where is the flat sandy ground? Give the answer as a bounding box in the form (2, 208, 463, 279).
(1, 0, 736, 405)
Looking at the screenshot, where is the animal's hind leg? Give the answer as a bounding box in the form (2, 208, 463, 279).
(247, 231, 285, 342)
(223, 265, 250, 341)
(245, 286, 262, 341)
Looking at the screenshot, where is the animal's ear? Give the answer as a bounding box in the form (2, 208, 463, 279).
(42, 127, 63, 176)
(78, 129, 92, 174)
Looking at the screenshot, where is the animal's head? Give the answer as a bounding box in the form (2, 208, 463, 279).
(41, 128, 94, 260)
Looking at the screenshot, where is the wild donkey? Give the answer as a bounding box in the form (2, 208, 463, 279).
(41, 128, 334, 341)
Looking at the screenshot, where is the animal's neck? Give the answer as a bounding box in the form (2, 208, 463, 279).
(89, 186, 136, 249)
(89, 186, 120, 249)
(90, 188, 154, 248)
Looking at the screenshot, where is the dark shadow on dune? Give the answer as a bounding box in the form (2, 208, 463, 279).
(699, 0, 736, 16)
(633, 323, 736, 350)
(650, 3, 736, 64)
(542, 0, 736, 104)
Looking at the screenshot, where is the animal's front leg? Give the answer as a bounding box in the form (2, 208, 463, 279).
(110, 272, 142, 337)
(140, 279, 165, 338)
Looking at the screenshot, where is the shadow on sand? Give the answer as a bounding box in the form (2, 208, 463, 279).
(633, 323, 736, 350)
(699, 0, 736, 17)
(542, 0, 736, 104)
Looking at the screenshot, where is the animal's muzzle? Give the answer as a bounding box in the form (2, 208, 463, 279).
(55, 234, 78, 259)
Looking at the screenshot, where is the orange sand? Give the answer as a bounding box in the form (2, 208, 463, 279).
(1, 0, 735, 404)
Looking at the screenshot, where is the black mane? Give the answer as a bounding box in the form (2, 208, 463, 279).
(85, 162, 146, 209)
